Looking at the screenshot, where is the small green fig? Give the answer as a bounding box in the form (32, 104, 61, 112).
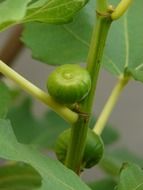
(47, 64, 91, 104)
(55, 128, 104, 169)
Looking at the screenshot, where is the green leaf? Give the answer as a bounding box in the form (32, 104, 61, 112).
(22, 0, 94, 65)
(32, 110, 70, 148)
(23, 0, 143, 84)
(25, 0, 89, 24)
(103, 0, 143, 81)
(0, 162, 41, 189)
(117, 163, 143, 190)
(0, 119, 91, 190)
(89, 178, 116, 190)
(0, 0, 89, 31)
(7, 98, 69, 148)
(100, 148, 143, 176)
(126, 68, 143, 83)
(0, 0, 32, 31)
(0, 82, 11, 119)
(7, 98, 44, 144)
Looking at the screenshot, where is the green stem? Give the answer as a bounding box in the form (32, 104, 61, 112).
(85, 16, 112, 112)
(111, 0, 133, 20)
(65, 13, 112, 173)
(96, 0, 108, 12)
(0, 60, 78, 124)
(93, 76, 129, 136)
(65, 115, 88, 173)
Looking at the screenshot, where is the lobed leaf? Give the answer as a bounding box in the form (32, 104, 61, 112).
(23, 0, 143, 85)
(22, 0, 94, 65)
(0, 0, 89, 31)
(0, 119, 91, 190)
(25, 0, 89, 24)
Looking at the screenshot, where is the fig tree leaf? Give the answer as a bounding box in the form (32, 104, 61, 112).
(0, 0, 89, 31)
(103, 0, 143, 82)
(117, 163, 143, 190)
(0, 119, 91, 190)
(89, 178, 116, 190)
(25, 0, 89, 24)
(0, 0, 32, 31)
(100, 148, 143, 176)
(23, 0, 143, 84)
(7, 98, 69, 148)
(0, 162, 41, 189)
(22, 0, 94, 65)
(0, 82, 11, 118)
(7, 98, 44, 144)
(32, 110, 69, 148)
(126, 68, 143, 83)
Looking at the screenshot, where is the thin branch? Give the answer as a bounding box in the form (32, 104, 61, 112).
(111, 0, 133, 20)
(0, 61, 78, 124)
(93, 76, 129, 135)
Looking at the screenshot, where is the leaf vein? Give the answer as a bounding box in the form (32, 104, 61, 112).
(124, 14, 129, 68)
(134, 182, 143, 190)
(63, 25, 90, 47)
(25, 0, 81, 21)
(105, 55, 122, 75)
(135, 63, 143, 71)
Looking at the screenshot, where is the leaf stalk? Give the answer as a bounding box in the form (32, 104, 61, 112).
(111, 0, 133, 20)
(0, 60, 78, 124)
(93, 76, 130, 135)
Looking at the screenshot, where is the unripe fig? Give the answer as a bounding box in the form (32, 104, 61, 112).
(47, 64, 91, 104)
(55, 128, 104, 169)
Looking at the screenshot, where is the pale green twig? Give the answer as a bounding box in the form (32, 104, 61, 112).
(111, 0, 133, 20)
(0, 60, 78, 124)
(93, 76, 129, 135)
